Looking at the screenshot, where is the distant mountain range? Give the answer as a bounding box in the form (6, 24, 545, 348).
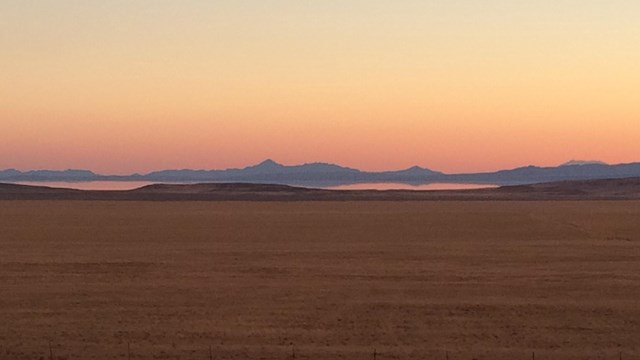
(2, 159, 640, 187)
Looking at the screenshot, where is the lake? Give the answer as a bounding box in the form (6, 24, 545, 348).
(327, 182, 499, 190)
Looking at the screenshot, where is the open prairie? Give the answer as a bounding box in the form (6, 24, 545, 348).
(1, 201, 639, 360)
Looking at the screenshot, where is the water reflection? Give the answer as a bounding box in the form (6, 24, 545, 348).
(328, 182, 498, 190)
(14, 181, 155, 191)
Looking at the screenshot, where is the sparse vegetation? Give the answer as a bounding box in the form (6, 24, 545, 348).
(1, 201, 639, 359)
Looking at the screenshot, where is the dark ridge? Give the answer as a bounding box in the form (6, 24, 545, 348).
(502, 177, 640, 197)
(2, 177, 640, 201)
(133, 182, 307, 193)
(0, 182, 81, 193)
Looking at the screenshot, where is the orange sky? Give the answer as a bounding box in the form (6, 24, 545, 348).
(1, 1, 639, 174)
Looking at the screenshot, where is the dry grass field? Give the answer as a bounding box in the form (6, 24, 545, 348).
(1, 201, 639, 359)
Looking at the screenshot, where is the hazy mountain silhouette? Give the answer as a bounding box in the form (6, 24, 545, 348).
(3, 159, 640, 186)
(0, 169, 21, 177)
(144, 159, 362, 184)
(0, 169, 97, 181)
(447, 162, 640, 184)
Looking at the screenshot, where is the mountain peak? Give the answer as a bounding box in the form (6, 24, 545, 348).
(257, 159, 282, 167)
(393, 165, 440, 175)
(243, 159, 285, 172)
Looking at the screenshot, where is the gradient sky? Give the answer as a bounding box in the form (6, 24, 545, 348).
(2, 1, 639, 174)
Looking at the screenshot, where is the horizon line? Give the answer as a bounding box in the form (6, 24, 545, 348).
(0, 159, 629, 176)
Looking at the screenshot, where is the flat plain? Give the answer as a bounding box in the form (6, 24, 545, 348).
(1, 201, 639, 359)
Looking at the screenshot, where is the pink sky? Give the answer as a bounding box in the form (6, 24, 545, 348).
(2, 1, 639, 174)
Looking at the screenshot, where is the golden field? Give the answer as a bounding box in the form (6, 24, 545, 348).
(1, 201, 639, 359)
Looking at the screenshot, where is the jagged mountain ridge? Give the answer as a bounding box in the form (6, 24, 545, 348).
(3, 159, 640, 186)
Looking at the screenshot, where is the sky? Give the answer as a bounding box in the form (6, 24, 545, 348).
(1, 0, 639, 174)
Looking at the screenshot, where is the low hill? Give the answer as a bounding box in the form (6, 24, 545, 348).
(2, 177, 640, 201)
(501, 177, 640, 198)
(0, 183, 80, 194)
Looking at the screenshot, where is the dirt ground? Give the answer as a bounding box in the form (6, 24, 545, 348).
(1, 201, 639, 360)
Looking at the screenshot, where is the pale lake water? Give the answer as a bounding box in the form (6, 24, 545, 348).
(14, 181, 156, 191)
(13, 181, 499, 191)
(327, 183, 499, 190)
